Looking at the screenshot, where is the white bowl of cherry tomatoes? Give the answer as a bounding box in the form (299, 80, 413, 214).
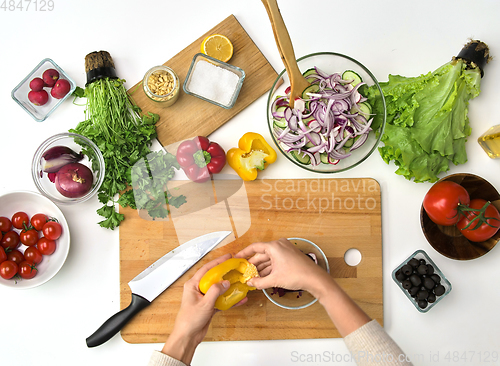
(0, 190, 70, 289)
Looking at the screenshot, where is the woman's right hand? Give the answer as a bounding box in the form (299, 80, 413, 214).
(234, 238, 330, 296)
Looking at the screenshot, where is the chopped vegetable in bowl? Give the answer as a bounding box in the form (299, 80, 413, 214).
(266, 52, 386, 174)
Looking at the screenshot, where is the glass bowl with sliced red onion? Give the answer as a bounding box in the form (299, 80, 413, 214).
(32, 132, 105, 204)
(267, 52, 386, 173)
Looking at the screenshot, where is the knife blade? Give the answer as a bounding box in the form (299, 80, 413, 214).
(86, 230, 232, 348)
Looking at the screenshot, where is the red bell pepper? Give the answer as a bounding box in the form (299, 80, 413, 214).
(175, 136, 226, 183)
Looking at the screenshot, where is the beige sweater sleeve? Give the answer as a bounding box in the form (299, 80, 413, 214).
(344, 320, 413, 366)
(147, 351, 188, 366)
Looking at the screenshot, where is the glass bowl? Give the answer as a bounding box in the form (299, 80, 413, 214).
(183, 53, 245, 109)
(32, 132, 105, 204)
(0, 190, 71, 289)
(11, 58, 76, 122)
(266, 52, 386, 173)
(262, 238, 330, 310)
(392, 249, 452, 313)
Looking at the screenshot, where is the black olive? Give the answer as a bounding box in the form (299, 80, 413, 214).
(427, 293, 437, 303)
(417, 264, 428, 275)
(417, 290, 429, 300)
(409, 286, 419, 297)
(401, 264, 413, 276)
(424, 277, 435, 290)
(402, 280, 412, 290)
(430, 274, 441, 284)
(426, 264, 435, 275)
(418, 299, 428, 309)
(419, 259, 426, 265)
(396, 271, 407, 282)
(408, 258, 420, 268)
(434, 284, 446, 296)
(410, 274, 422, 287)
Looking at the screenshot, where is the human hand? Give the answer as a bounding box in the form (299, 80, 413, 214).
(235, 238, 329, 296)
(162, 253, 247, 364)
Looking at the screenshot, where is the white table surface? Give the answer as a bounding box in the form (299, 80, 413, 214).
(1, 1, 500, 365)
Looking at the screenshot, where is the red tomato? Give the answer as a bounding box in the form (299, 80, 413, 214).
(0, 247, 7, 263)
(24, 246, 43, 265)
(457, 199, 500, 242)
(7, 249, 25, 265)
(37, 237, 56, 255)
(1, 231, 20, 251)
(18, 261, 38, 279)
(423, 181, 470, 226)
(31, 213, 49, 231)
(20, 228, 39, 247)
(0, 216, 12, 232)
(0, 261, 18, 280)
(12, 212, 30, 230)
(42, 221, 62, 240)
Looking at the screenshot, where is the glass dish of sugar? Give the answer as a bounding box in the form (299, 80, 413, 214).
(183, 53, 245, 109)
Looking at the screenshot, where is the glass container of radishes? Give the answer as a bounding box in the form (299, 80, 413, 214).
(11, 58, 76, 122)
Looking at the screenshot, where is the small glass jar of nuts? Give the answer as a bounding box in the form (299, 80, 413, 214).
(143, 65, 180, 107)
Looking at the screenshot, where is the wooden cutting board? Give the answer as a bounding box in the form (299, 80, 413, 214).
(127, 15, 278, 147)
(119, 178, 383, 343)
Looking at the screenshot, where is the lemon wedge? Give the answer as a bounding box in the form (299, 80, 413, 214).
(201, 34, 233, 62)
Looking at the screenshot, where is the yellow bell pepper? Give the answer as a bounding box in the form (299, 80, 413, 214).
(227, 132, 277, 181)
(199, 258, 259, 311)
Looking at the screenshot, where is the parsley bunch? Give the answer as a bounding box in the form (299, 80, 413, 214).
(70, 78, 183, 229)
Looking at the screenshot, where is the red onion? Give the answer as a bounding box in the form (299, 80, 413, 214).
(42, 146, 84, 173)
(271, 67, 373, 166)
(55, 163, 93, 198)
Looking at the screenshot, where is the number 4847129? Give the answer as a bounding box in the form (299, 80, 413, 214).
(1, 0, 54, 11)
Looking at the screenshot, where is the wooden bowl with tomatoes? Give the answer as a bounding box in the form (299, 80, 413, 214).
(0, 191, 70, 289)
(421, 173, 500, 260)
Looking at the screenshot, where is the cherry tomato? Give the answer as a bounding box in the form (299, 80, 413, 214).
(37, 237, 56, 255)
(30, 213, 49, 231)
(42, 221, 62, 240)
(0, 216, 12, 233)
(423, 181, 470, 226)
(12, 212, 30, 230)
(20, 228, 39, 246)
(7, 249, 25, 265)
(24, 246, 43, 265)
(0, 247, 7, 263)
(18, 261, 38, 279)
(0, 261, 18, 280)
(1, 231, 20, 251)
(457, 199, 500, 242)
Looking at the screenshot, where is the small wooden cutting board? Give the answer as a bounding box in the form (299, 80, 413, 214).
(119, 178, 383, 343)
(127, 15, 278, 147)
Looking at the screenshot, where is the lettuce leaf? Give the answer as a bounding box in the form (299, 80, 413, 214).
(367, 59, 482, 183)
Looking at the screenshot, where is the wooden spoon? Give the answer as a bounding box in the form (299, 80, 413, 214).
(261, 0, 311, 108)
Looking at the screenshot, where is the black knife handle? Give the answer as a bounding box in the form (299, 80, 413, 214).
(86, 293, 151, 348)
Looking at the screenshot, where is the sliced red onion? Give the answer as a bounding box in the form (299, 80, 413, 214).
(41, 146, 84, 173)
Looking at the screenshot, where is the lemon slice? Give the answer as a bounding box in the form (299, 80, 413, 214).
(201, 34, 233, 62)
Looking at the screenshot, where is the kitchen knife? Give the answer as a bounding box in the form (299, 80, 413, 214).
(86, 230, 232, 348)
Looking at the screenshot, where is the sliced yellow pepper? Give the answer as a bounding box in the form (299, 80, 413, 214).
(199, 258, 259, 311)
(227, 132, 277, 181)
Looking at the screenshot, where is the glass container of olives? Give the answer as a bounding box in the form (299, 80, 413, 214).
(392, 250, 452, 313)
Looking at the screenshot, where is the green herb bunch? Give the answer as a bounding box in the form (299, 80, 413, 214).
(71, 78, 183, 229)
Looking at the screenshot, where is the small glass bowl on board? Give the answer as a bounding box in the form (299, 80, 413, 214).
(11, 58, 76, 122)
(262, 237, 330, 310)
(32, 132, 105, 205)
(183, 53, 245, 109)
(143, 65, 180, 107)
(266, 52, 386, 173)
(392, 249, 452, 313)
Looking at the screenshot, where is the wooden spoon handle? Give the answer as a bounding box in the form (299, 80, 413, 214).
(261, 0, 301, 78)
